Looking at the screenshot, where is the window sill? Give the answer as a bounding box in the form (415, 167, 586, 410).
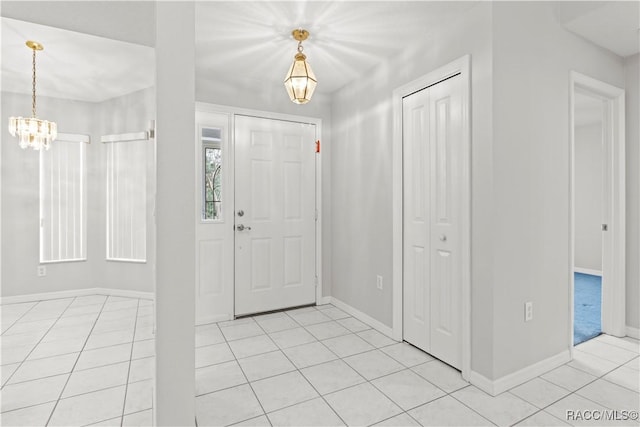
(40, 258, 87, 265)
(106, 258, 147, 264)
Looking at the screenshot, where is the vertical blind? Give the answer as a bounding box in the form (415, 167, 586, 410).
(106, 138, 147, 262)
(40, 138, 87, 262)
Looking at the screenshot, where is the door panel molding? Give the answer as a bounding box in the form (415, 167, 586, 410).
(392, 55, 471, 379)
(234, 115, 316, 316)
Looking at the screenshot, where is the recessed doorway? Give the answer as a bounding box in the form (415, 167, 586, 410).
(570, 72, 626, 349)
(195, 105, 322, 324)
(573, 89, 605, 345)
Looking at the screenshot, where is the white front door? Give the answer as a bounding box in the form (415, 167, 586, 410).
(403, 74, 463, 369)
(234, 115, 316, 316)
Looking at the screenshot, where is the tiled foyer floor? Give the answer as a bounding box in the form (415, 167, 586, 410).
(1, 296, 639, 426)
(1, 296, 154, 426)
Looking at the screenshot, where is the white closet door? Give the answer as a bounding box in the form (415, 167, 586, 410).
(403, 89, 431, 352)
(234, 115, 316, 316)
(403, 74, 463, 369)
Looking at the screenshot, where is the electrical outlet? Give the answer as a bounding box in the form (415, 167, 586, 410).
(37, 265, 46, 277)
(376, 275, 383, 290)
(525, 301, 533, 322)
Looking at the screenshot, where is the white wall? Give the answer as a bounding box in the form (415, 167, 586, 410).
(330, 2, 495, 378)
(574, 122, 603, 272)
(0, 87, 155, 298)
(491, 2, 625, 378)
(154, 2, 195, 424)
(625, 53, 639, 330)
(93, 87, 156, 294)
(330, 1, 632, 383)
(1, 92, 96, 297)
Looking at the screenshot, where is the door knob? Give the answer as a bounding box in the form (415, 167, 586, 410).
(439, 234, 447, 242)
(236, 224, 251, 231)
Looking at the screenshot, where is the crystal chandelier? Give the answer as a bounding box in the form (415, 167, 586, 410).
(283, 29, 317, 104)
(8, 40, 57, 150)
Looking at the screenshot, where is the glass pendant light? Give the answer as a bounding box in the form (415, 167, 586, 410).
(8, 40, 57, 150)
(284, 29, 317, 104)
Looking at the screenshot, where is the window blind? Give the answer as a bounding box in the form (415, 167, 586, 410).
(40, 136, 88, 263)
(105, 138, 147, 262)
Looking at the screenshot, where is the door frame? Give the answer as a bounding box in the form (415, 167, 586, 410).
(195, 102, 323, 318)
(569, 72, 626, 351)
(391, 55, 471, 379)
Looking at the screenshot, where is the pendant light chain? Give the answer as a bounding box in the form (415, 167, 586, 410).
(32, 46, 37, 118)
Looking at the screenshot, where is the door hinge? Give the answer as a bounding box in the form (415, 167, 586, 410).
(314, 277, 319, 287)
(602, 224, 608, 231)
(315, 209, 318, 221)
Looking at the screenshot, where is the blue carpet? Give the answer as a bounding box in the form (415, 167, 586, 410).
(574, 272, 602, 345)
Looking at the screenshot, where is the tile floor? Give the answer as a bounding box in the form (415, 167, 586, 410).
(1, 295, 639, 427)
(1, 295, 154, 426)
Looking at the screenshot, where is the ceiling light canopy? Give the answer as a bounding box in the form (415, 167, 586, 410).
(284, 29, 317, 105)
(8, 40, 57, 150)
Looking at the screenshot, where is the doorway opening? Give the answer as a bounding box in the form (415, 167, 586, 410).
(573, 89, 604, 345)
(570, 72, 626, 350)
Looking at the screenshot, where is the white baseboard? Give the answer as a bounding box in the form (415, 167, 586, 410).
(467, 370, 495, 395)
(1, 288, 96, 305)
(328, 297, 395, 339)
(469, 350, 570, 396)
(318, 296, 332, 305)
(626, 326, 640, 339)
(573, 267, 602, 277)
(196, 313, 232, 326)
(1, 287, 154, 305)
(96, 288, 154, 300)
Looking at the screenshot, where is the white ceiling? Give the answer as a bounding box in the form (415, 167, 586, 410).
(1, 1, 638, 103)
(1, 17, 155, 103)
(194, 1, 478, 94)
(555, 1, 639, 58)
(0, 1, 155, 47)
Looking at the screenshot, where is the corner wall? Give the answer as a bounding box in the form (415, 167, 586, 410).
(329, 0, 635, 386)
(329, 2, 495, 378)
(491, 2, 625, 378)
(93, 87, 156, 294)
(1, 92, 96, 297)
(0, 87, 155, 299)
